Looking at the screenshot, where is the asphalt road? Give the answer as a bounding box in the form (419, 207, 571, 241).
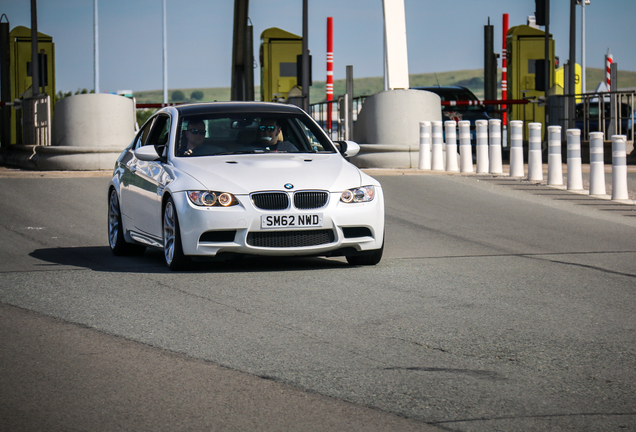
(1, 167, 635, 431)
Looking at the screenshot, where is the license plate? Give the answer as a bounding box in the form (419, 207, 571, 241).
(261, 214, 323, 229)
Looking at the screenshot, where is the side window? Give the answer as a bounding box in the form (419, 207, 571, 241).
(303, 126, 326, 152)
(292, 118, 329, 152)
(134, 119, 154, 149)
(147, 115, 171, 157)
(147, 115, 171, 147)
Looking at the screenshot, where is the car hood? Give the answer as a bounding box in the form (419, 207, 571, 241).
(170, 153, 365, 194)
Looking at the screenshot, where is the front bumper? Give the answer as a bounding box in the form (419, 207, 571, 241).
(172, 188, 385, 258)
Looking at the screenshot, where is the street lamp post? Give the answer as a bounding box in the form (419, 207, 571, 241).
(163, 0, 167, 105)
(577, 0, 590, 94)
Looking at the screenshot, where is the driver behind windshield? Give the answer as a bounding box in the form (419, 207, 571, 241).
(258, 118, 298, 152)
(181, 117, 207, 156)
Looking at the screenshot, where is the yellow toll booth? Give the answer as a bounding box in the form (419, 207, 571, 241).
(507, 24, 554, 139)
(9, 25, 56, 144)
(260, 28, 302, 102)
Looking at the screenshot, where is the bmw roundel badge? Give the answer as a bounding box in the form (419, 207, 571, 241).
(284, 183, 294, 190)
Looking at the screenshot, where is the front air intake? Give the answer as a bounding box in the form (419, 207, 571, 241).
(247, 229, 335, 248)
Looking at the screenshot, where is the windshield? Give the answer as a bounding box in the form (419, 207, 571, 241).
(175, 113, 336, 157)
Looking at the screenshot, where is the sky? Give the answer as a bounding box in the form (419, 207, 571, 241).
(1, 0, 635, 94)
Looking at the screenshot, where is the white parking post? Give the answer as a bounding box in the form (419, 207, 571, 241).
(547, 126, 563, 186)
(458, 120, 473, 173)
(444, 121, 459, 173)
(418, 121, 431, 170)
(566, 129, 583, 191)
(589, 132, 606, 196)
(509, 120, 524, 177)
(528, 122, 543, 181)
(611, 135, 629, 200)
(488, 119, 503, 174)
(431, 121, 444, 171)
(475, 120, 489, 174)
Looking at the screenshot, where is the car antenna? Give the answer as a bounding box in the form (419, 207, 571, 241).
(434, 73, 440, 88)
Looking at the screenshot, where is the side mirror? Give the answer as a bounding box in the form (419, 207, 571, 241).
(134, 145, 161, 161)
(334, 140, 360, 158)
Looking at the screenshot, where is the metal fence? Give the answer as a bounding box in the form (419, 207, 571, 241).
(310, 90, 635, 149)
(22, 94, 51, 146)
(310, 95, 366, 141)
(550, 91, 635, 143)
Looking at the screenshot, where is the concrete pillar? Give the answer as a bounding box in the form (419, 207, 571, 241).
(52, 93, 135, 148)
(350, 89, 441, 169)
(382, 0, 409, 90)
(27, 93, 138, 170)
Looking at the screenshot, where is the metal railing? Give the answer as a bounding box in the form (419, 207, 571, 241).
(309, 95, 532, 141)
(551, 91, 635, 143)
(310, 96, 366, 141)
(22, 94, 51, 146)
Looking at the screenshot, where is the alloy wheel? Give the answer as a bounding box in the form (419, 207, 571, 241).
(163, 201, 176, 265)
(108, 191, 120, 249)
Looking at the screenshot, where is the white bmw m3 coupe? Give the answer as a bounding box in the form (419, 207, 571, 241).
(108, 102, 384, 270)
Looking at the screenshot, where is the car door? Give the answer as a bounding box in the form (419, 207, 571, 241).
(119, 119, 153, 222)
(125, 114, 172, 239)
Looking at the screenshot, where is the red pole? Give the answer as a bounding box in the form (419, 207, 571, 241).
(326, 17, 333, 132)
(605, 49, 613, 90)
(502, 13, 509, 127)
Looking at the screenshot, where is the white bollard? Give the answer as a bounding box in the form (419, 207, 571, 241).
(444, 120, 459, 172)
(566, 129, 583, 191)
(589, 132, 606, 195)
(458, 120, 473, 173)
(509, 120, 524, 177)
(547, 125, 563, 186)
(488, 119, 503, 174)
(418, 121, 432, 170)
(611, 135, 629, 200)
(528, 122, 543, 181)
(431, 121, 444, 171)
(475, 120, 489, 174)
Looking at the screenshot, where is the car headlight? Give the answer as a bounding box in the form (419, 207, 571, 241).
(187, 191, 238, 207)
(340, 186, 375, 203)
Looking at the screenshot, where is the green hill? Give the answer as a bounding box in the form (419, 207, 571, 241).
(134, 68, 636, 105)
(585, 68, 636, 91)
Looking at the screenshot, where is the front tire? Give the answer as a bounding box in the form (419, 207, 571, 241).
(163, 197, 191, 270)
(108, 189, 145, 256)
(346, 241, 384, 266)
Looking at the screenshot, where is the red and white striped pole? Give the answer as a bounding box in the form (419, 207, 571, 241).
(502, 13, 509, 127)
(605, 48, 613, 91)
(326, 17, 334, 132)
